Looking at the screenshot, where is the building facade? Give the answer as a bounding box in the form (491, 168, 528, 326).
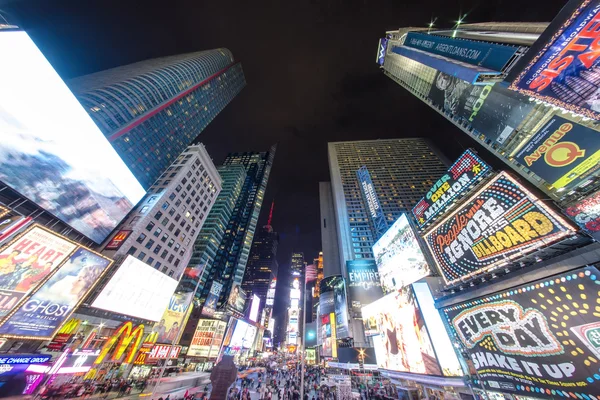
(70, 49, 246, 188)
(327, 139, 448, 266)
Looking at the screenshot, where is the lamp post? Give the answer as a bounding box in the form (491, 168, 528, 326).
(299, 275, 307, 400)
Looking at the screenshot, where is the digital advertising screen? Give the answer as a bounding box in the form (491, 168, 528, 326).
(91, 255, 178, 322)
(201, 280, 223, 317)
(243, 325, 257, 349)
(0, 248, 112, 339)
(249, 294, 260, 322)
(424, 172, 575, 285)
(229, 319, 250, 350)
(227, 283, 247, 314)
(151, 292, 193, 344)
(361, 287, 441, 375)
(565, 190, 600, 238)
(442, 266, 600, 398)
(514, 116, 600, 190)
(412, 149, 491, 227)
(188, 319, 227, 359)
(509, 0, 600, 119)
(346, 260, 383, 317)
(319, 275, 349, 338)
(373, 214, 431, 293)
(0, 225, 77, 317)
(0, 31, 145, 243)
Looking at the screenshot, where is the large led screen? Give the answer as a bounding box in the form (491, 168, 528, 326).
(0, 248, 112, 339)
(0, 31, 145, 243)
(442, 266, 600, 398)
(424, 172, 575, 285)
(361, 287, 441, 375)
(372, 214, 430, 293)
(91, 255, 178, 321)
(0, 225, 77, 317)
(229, 319, 250, 350)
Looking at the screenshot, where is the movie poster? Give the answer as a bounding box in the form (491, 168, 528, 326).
(0, 225, 77, 317)
(333, 277, 350, 339)
(0, 248, 111, 339)
(227, 283, 246, 314)
(202, 281, 223, 316)
(151, 292, 192, 344)
(443, 267, 600, 398)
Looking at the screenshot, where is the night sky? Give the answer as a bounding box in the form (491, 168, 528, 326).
(2, 0, 565, 332)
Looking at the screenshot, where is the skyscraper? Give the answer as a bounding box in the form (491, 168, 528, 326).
(69, 49, 246, 188)
(327, 138, 448, 265)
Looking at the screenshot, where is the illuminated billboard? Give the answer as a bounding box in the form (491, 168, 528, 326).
(0, 225, 77, 317)
(0, 31, 145, 243)
(442, 266, 600, 398)
(151, 292, 192, 344)
(227, 283, 246, 314)
(373, 214, 430, 293)
(0, 248, 111, 340)
(266, 279, 276, 306)
(229, 319, 250, 350)
(319, 276, 349, 338)
(91, 255, 178, 321)
(361, 287, 441, 375)
(188, 319, 227, 359)
(377, 38, 388, 66)
(424, 172, 575, 285)
(357, 166, 388, 239)
(249, 294, 260, 322)
(565, 190, 600, 236)
(346, 260, 383, 317)
(201, 281, 223, 317)
(412, 149, 490, 227)
(509, 1, 600, 119)
(514, 116, 600, 190)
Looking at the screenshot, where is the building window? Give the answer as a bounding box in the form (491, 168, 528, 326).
(161, 233, 169, 243)
(146, 221, 155, 231)
(174, 229, 181, 237)
(155, 261, 161, 269)
(175, 214, 181, 222)
(129, 216, 141, 226)
(168, 270, 174, 277)
(127, 246, 137, 255)
(162, 266, 168, 273)
(168, 223, 175, 232)
(136, 233, 146, 243)
(168, 254, 175, 263)
(138, 251, 146, 260)
(169, 208, 176, 216)
(174, 243, 180, 252)
(162, 201, 169, 210)
(154, 211, 163, 220)
(148, 257, 154, 265)
(140, 206, 149, 214)
(161, 250, 168, 259)
(176, 185, 182, 192)
(145, 239, 154, 249)
(154, 228, 162, 237)
(169, 193, 176, 201)
(168, 239, 174, 248)
(154, 244, 162, 254)
(161, 217, 169, 226)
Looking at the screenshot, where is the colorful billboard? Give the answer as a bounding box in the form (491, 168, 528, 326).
(405, 31, 518, 72)
(565, 190, 600, 236)
(227, 283, 247, 314)
(442, 266, 600, 398)
(361, 287, 441, 375)
(248, 294, 260, 322)
(91, 255, 178, 322)
(424, 172, 575, 285)
(319, 276, 349, 338)
(509, 0, 600, 119)
(357, 166, 388, 239)
(0, 225, 77, 317)
(151, 292, 193, 344)
(412, 149, 491, 227)
(377, 38, 388, 66)
(202, 281, 223, 317)
(514, 116, 600, 190)
(266, 279, 276, 306)
(0, 248, 111, 339)
(0, 31, 145, 243)
(372, 214, 430, 293)
(346, 260, 383, 317)
(188, 319, 227, 359)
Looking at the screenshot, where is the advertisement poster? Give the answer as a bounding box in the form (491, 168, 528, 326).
(346, 260, 383, 317)
(412, 149, 491, 227)
(151, 292, 192, 344)
(565, 190, 600, 238)
(510, 0, 600, 119)
(442, 267, 600, 398)
(332, 277, 350, 339)
(428, 71, 471, 115)
(320, 314, 332, 357)
(377, 38, 388, 66)
(104, 230, 132, 251)
(188, 319, 227, 359)
(357, 166, 388, 239)
(0, 225, 77, 317)
(202, 281, 223, 317)
(227, 283, 246, 314)
(0, 248, 111, 339)
(515, 116, 600, 190)
(361, 287, 441, 375)
(424, 172, 575, 285)
(372, 214, 430, 292)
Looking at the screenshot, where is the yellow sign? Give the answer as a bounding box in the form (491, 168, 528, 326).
(94, 321, 147, 365)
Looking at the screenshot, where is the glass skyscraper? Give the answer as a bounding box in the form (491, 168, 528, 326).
(69, 49, 245, 188)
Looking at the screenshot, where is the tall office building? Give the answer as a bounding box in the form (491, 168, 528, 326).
(70, 49, 246, 188)
(327, 139, 448, 266)
(290, 252, 305, 277)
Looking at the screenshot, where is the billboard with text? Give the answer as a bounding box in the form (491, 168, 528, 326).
(346, 260, 383, 317)
(188, 319, 227, 359)
(424, 172, 575, 285)
(565, 190, 600, 237)
(202, 281, 223, 317)
(151, 292, 193, 344)
(443, 266, 600, 398)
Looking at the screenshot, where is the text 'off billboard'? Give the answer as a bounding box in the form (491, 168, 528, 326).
(510, 0, 600, 119)
(424, 172, 575, 285)
(412, 149, 490, 227)
(0, 31, 144, 243)
(443, 267, 600, 398)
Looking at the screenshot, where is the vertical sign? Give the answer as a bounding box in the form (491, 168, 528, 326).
(357, 166, 388, 240)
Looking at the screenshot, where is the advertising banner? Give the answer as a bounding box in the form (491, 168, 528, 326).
(202, 281, 223, 317)
(320, 314, 333, 358)
(0, 248, 111, 339)
(412, 149, 491, 227)
(372, 214, 430, 293)
(405, 31, 518, 72)
(319, 276, 349, 338)
(346, 260, 383, 317)
(248, 294, 260, 322)
(104, 230, 132, 251)
(361, 287, 441, 375)
(424, 172, 575, 285)
(151, 292, 193, 344)
(357, 166, 388, 239)
(514, 116, 600, 190)
(0, 225, 77, 318)
(509, 0, 600, 119)
(266, 279, 276, 306)
(188, 319, 227, 359)
(565, 190, 600, 238)
(0, 206, 31, 244)
(442, 266, 600, 398)
(227, 283, 246, 314)
(306, 348, 316, 365)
